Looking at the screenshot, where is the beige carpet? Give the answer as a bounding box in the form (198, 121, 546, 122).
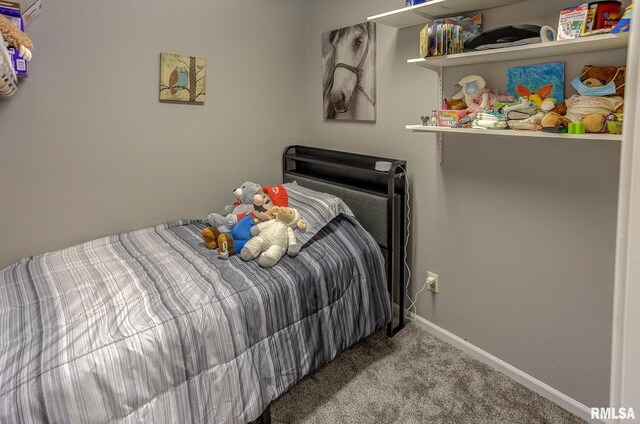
(271, 323, 586, 424)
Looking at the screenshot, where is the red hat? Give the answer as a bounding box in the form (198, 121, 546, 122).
(263, 185, 288, 207)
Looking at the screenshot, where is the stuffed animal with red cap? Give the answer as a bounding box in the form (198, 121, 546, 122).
(202, 185, 289, 258)
(260, 185, 288, 210)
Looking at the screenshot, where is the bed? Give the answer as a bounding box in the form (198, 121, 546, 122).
(0, 147, 407, 424)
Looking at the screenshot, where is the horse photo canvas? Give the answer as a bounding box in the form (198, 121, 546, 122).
(322, 22, 376, 121)
(159, 53, 206, 104)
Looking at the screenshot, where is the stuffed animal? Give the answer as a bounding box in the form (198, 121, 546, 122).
(451, 75, 514, 118)
(202, 211, 267, 258)
(452, 75, 487, 110)
(207, 181, 263, 231)
(515, 84, 556, 109)
(225, 181, 263, 214)
(202, 184, 289, 258)
(0, 14, 33, 61)
(508, 111, 546, 131)
(240, 206, 307, 268)
(444, 98, 468, 111)
(201, 192, 272, 252)
(542, 65, 625, 133)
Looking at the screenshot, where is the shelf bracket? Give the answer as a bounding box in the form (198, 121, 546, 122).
(437, 132, 443, 166)
(437, 65, 443, 166)
(438, 65, 443, 105)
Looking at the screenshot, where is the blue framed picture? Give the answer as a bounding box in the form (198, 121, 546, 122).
(506, 61, 565, 103)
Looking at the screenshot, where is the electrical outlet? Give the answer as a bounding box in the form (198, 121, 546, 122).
(427, 272, 439, 294)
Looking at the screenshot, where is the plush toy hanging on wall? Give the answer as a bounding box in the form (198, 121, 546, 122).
(0, 14, 33, 61)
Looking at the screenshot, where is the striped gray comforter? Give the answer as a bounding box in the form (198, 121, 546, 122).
(0, 186, 390, 423)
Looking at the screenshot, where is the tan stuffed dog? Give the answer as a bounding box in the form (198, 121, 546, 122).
(240, 206, 307, 268)
(0, 14, 33, 61)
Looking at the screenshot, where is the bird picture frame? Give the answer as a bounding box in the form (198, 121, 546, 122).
(159, 52, 206, 104)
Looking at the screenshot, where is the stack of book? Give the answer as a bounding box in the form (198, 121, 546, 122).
(558, 1, 622, 40)
(419, 14, 483, 58)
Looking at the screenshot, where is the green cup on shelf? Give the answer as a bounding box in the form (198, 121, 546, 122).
(568, 123, 585, 134)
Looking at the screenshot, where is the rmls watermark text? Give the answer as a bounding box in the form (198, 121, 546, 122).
(591, 407, 636, 420)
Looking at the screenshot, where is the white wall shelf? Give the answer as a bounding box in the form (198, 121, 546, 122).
(379, 1, 630, 163)
(367, 0, 527, 28)
(406, 125, 623, 141)
(408, 33, 629, 69)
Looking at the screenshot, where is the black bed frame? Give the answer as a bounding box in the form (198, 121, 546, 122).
(282, 145, 408, 337)
(252, 146, 408, 424)
(250, 406, 271, 424)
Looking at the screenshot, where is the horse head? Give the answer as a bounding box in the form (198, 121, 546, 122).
(329, 23, 370, 114)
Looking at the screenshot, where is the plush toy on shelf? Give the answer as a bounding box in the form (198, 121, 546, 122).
(507, 111, 547, 131)
(451, 75, 515, 120)
(207, 181, 263, 231)
(542, 65, 625, 133)
(451, 75, 489, 118)
(443, 98, 468, 110)
(606, 113, 623, 134)
(0, 14, 33, 61)
(240, 206, 307, 268)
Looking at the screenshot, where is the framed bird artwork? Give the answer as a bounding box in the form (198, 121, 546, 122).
(159, 52, 206, 103)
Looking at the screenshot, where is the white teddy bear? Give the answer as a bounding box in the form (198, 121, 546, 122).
(240, 206, 307, 267)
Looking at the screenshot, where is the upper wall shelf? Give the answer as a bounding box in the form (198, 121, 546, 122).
(367, 0, 527, 28)
(408, 32, 629, 69)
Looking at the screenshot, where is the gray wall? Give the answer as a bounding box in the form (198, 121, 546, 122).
(307, 0, 622, 408)
(0, 0, 622, 410)
(0, 0, 308, 268)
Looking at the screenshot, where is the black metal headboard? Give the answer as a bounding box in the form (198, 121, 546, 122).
(282, 145, 407, 336)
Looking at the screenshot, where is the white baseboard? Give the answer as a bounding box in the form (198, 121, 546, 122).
(394, 306, 608, 424)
